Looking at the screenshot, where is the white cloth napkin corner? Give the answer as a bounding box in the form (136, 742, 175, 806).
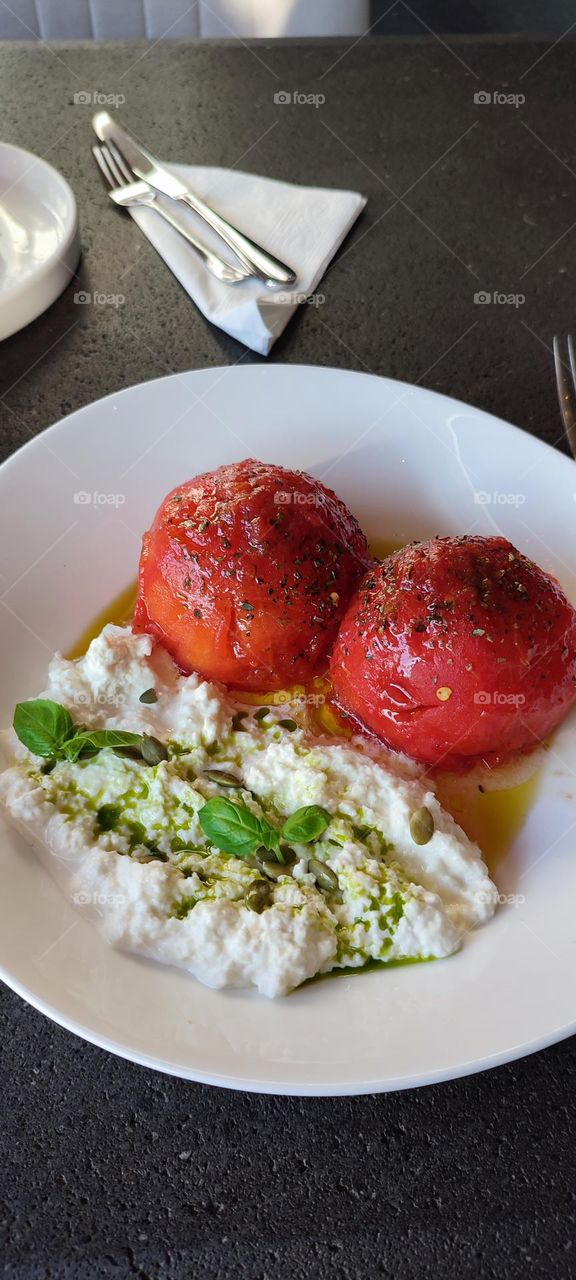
(128, 164, 366, 356)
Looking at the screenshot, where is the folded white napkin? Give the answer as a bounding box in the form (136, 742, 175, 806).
(127, 164, 366, 356)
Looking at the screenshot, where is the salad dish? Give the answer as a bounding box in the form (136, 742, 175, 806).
(2, 457, 574, 999)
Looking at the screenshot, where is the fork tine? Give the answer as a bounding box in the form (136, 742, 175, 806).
(553, 334, 576, 459)
(92, 143, 115, 188)
(568, 334, 576, 397)
(99, 143, 125, 191)
(106, 140, 134, 188)
(92, 139, 249, 284)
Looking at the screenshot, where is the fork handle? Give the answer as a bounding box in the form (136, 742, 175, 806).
(144, 199, 251, 283)
(178, 190, 297, 289)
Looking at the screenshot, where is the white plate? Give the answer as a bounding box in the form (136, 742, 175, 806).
(1, 364, 575, 1095)
(0, 142, 80, 341)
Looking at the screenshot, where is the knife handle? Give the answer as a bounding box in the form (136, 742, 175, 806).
(180, 190, 297, 289)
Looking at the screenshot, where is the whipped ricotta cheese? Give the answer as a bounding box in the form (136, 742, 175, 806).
(0, 625, 497, 997)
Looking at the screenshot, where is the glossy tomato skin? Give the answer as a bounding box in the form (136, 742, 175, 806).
(330, 536, 576, 768)
(133, 458, 370, 690)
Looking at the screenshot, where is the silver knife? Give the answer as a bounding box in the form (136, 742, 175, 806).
(92, 112, 297, 289)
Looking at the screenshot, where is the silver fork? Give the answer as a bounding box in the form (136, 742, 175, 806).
(553, 334, 576, 458)
(92, 142, 252, 285)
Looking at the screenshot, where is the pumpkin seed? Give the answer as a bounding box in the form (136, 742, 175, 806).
(309, 859, 338, 892)
(139, 688, 158, 704)
(253, 706, 270, 721)
(245, 880, 273, 913)
(202, 768, 242, 788)
(140, 734, 168, 765)
(254, 851, 294, 880)
(231, 711, 248, 731)
(409, 805, 434, 845)
(278, 718, 298, 732)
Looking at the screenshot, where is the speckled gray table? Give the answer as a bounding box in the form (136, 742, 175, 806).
(1, 35, 576, 1280)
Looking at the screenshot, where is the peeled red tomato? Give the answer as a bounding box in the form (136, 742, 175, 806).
(330, 536, 576, 768)
(133, 458, 370, 691)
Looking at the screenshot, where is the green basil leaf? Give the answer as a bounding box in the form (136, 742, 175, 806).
(257, 816, 282, 860)
(61, 737, 98, 763)
(198, 797, 271, 858)
(281, 805, 330, 845)
(62, 729, 145, 763)
(13, 699, 75, 758)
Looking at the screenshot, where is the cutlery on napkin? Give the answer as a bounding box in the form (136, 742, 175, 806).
(117, 166, 363, 355)
(93, 111, 297, 287)
(101, 159, 366, 356)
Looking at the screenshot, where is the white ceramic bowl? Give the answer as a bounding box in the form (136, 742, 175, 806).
(0, 365, 575, 1094)
(0, 141, 80, 341)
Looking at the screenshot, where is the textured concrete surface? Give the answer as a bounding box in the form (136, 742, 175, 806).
(1, 36, 576, 1279)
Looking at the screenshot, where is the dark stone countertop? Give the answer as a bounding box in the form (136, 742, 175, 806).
(1, 35, 576, 1280)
